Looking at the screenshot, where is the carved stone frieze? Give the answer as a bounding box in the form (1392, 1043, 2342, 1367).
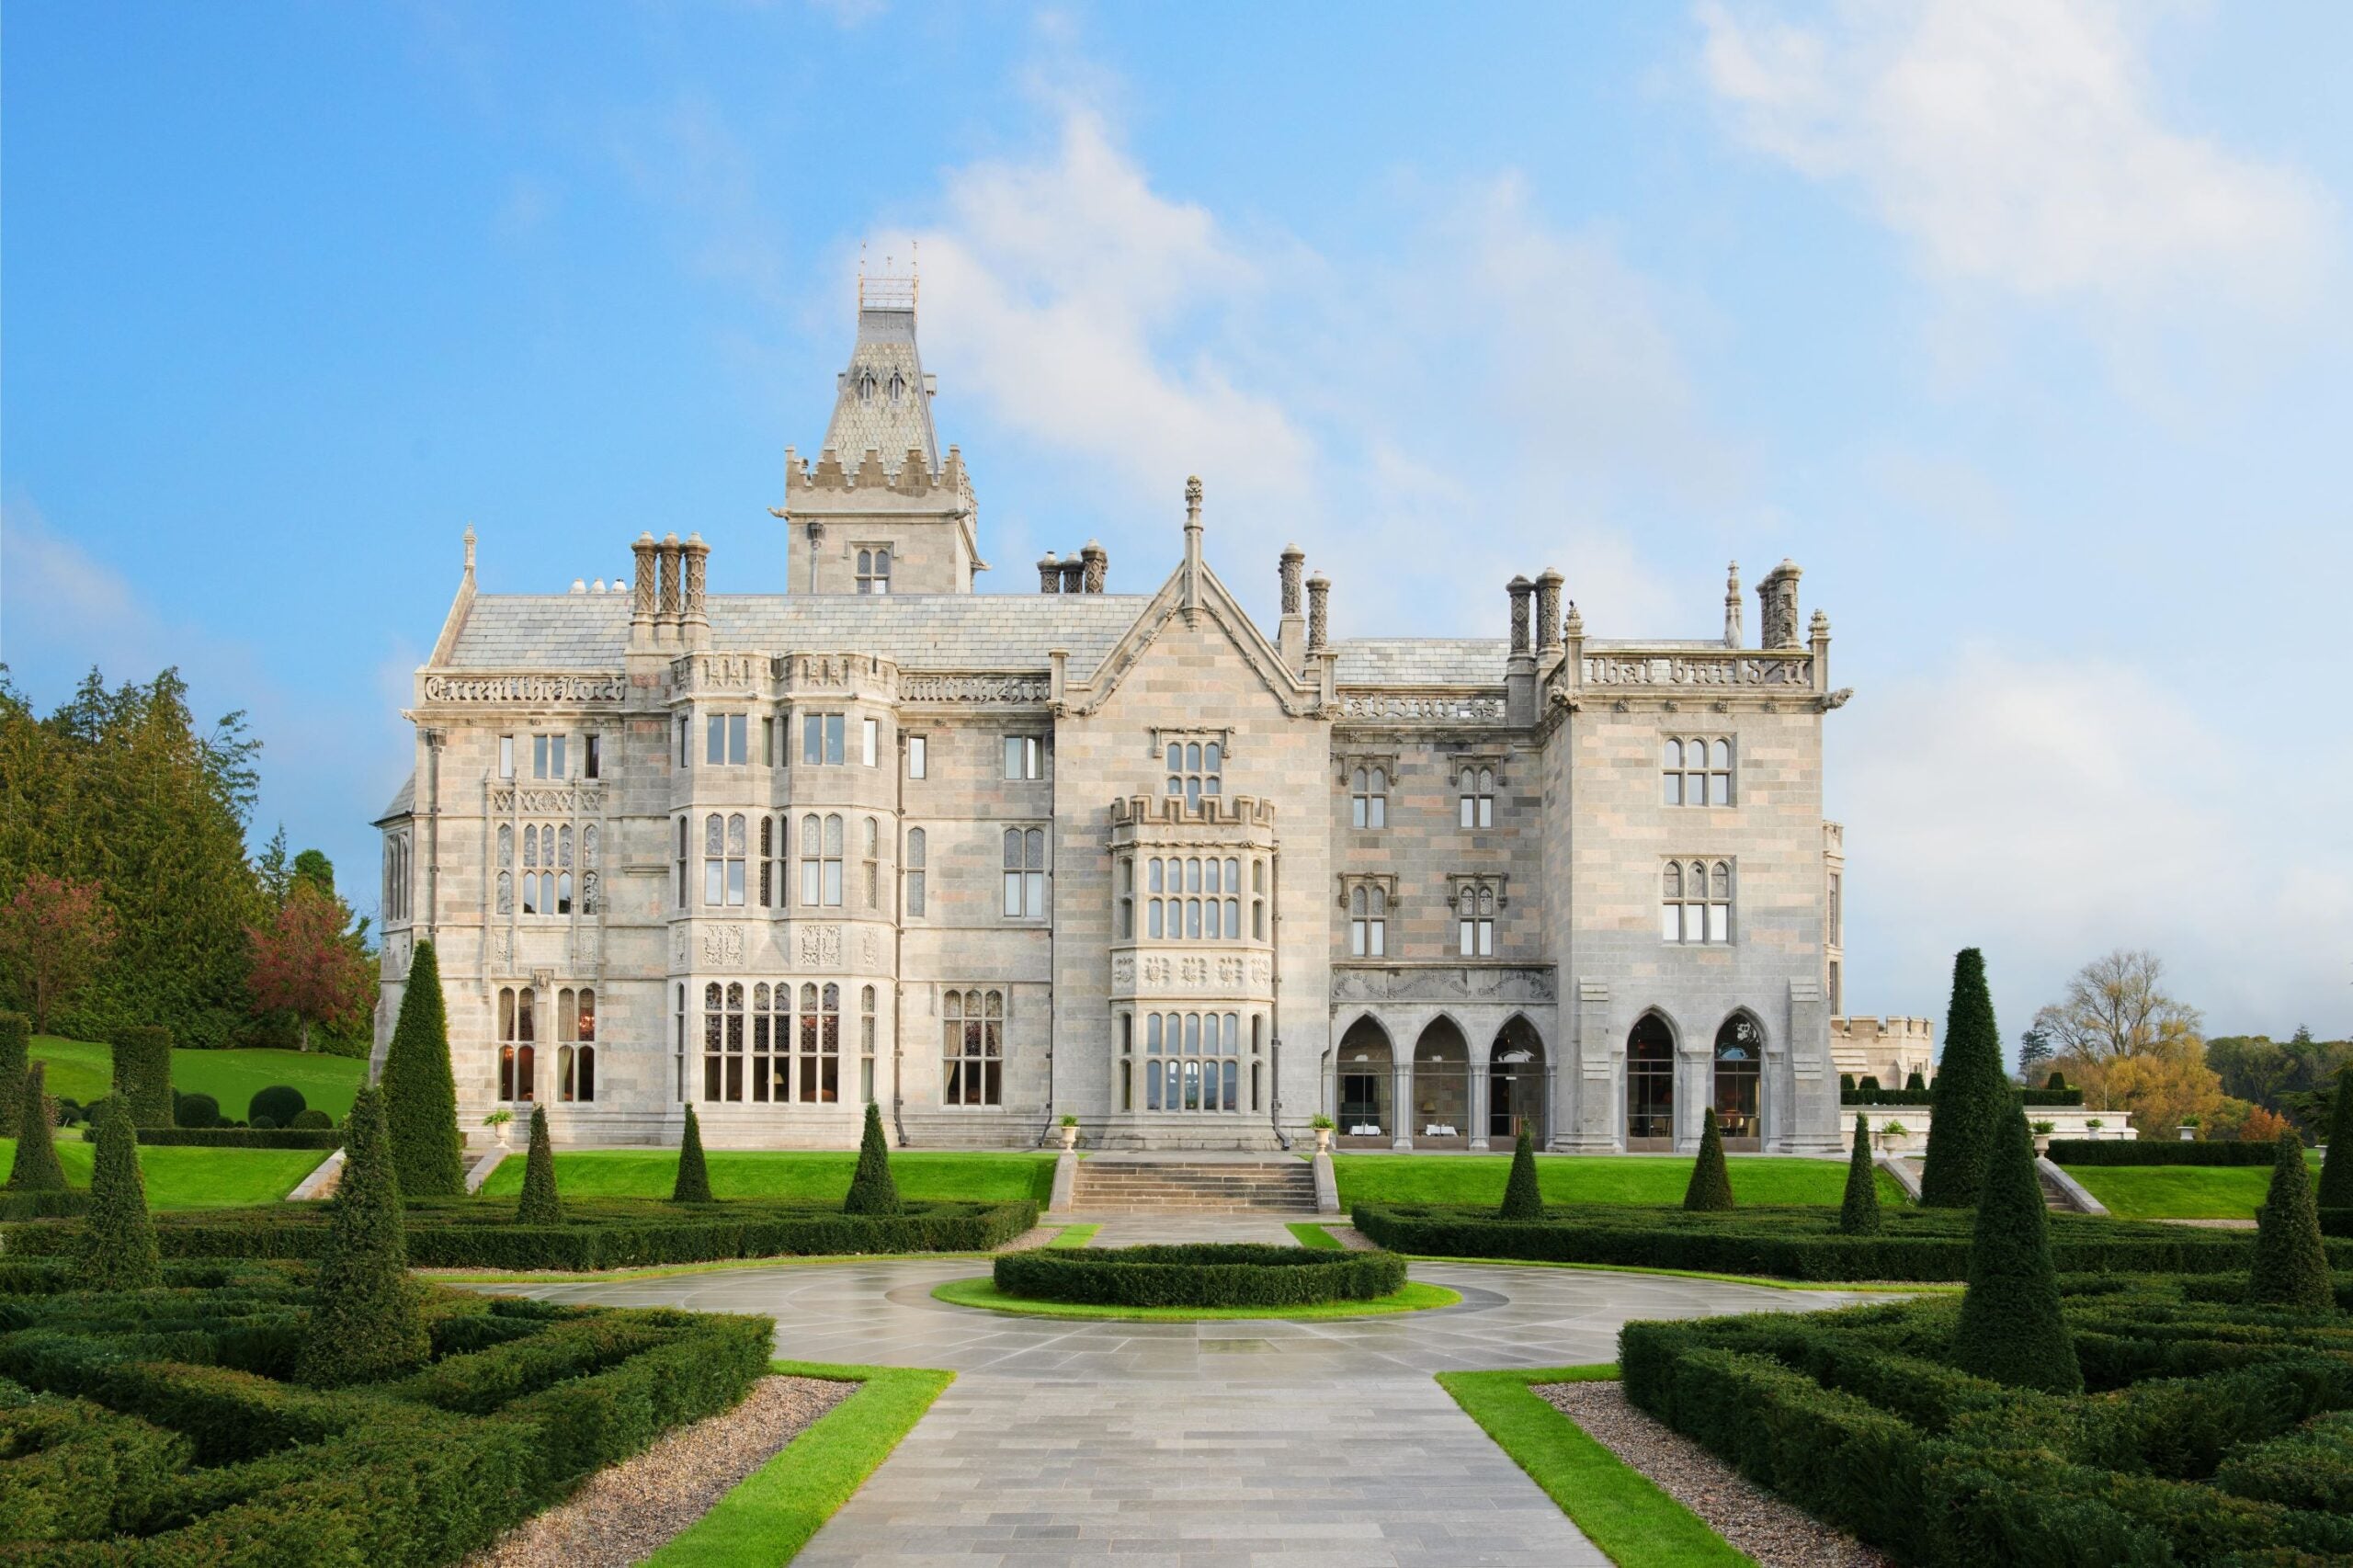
(492, 785, 603, 816)
(901, 673, 1050, 705)
(702, 925, 745, 968)
(1337, 693, 1507, 723)
(1121, 949, 1273, 996)
(423, 673, 626, 706)
(1580, 653, 1812, 688)
(799, 925, 844, 968)
(1329, 963, 1558, 1006)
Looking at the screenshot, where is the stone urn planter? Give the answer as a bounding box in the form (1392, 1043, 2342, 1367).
(483, 1110, 514, 1149)
(1058, 1117, 1080, 1152)
(2031, 1120, 2056, 1156)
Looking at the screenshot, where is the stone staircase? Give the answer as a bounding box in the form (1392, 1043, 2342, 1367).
(1069, 1157, 1318, 1214)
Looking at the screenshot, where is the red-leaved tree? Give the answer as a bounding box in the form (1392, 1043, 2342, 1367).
(0, 873, 119, 1034)
(247, 882, 371, 1053)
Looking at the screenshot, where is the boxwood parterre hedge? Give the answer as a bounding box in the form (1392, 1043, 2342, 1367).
(1620, 1270, 2353, 1565)
(0, 1257, 770, 1564)
(85, 1127, 345, 1151)
(1, 1197, 1039, 1272)
(994, 1243, 1406, 1308)
(1349, 1202, 2353, 1282)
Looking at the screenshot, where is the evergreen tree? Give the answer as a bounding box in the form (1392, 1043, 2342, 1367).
(294, 1086, 428, 1386)
(2317, 1065, 2353, 1213)
(1840, 1113, 1881, 1235)
(1950, 1109, 2081, 1392)
(1921, 948, 2007, 1208)
(672, 1104, 712, 1202)
(2248, 1130, 2333, 1312)
(843, 1101, 902, 1215)
(378, 940, 463, 1197)
(110, 1026, 173, 1128)
(1499, 1123, 1543, 1220)
(6, 1062, 66, 1192)
(515, 1105, 561, 1225)
(1683, 1108, 1734, 1211)
(77, 1097, 159, 1290)
(0, 1011, 27, 1134)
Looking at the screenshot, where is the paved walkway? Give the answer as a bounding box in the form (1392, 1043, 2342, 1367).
(502, 1236, 1875, 1565)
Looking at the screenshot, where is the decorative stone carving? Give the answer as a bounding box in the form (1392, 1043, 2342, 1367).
(492, 928, 514, 970)
(1507, 576, 1532, 655)
(799, 925, 844, 968)
(1336, 694, 1506, 722)
(424, 674, 626, 705)
(670, 925, 689, 970)
(1111, 954, 1135, 988)
(861, 929, 881, 967)
(1579, 654, 1811, 688)
(574, 928, 599, 970)
(1759, 559, 1802, 649)
(900, 674, 1050, 704)
(702, 925, 745, 968)
(658, 534, 681, 616)
(1328, 963, 1558, 1005)
(1279, 544, 1304, 616)
(1142, 956, 1171, 986)
(493, 785, 603, 816)
(1306, 573, 1329, 650)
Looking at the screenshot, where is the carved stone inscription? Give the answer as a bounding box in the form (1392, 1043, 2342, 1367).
(1337, 694, 1507, 722)
(1581, 654, 1810, 688)
(902, 674, 1050, 704)
(424, 674, 626, 705)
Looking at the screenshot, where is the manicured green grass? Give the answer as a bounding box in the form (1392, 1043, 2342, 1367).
(931, 1275, 1461, 1321)
(1048, 1223, 1099, 1248)
(0, 1136, 328, 1209)
(29, 1034, 365, 1121)
(1287, 1221, 1345, 1249)
(1438, 1365, 1751, 1568)
(1335, 1153, 1907, 1210)
(476, 1148, 1058, 1204)
(2062, 1155, 2322, 1220)
(644, 1359, 953, 1568)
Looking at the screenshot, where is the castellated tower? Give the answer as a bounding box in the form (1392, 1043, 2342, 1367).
(775, 267, 983, 596)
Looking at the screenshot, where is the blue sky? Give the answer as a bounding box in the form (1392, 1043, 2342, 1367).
(6, 2, 2349, 1050)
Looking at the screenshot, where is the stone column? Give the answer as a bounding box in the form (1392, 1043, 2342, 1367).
(1306, 574, 1329, 652)
(1467, 1062, 1492, 1151)
(1506, 576, 1532, 654)
(1038, 552, 1061, 592)
(1534, 569, 1563, 653)
(1391, 1056, 1415, 1150)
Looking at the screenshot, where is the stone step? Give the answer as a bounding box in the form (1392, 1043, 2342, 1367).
(1071, 1158, 1314, 1214)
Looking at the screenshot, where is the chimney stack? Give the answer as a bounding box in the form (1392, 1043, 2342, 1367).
(1081, 540, 1108, 594)
(1038, 552, 1061, 593)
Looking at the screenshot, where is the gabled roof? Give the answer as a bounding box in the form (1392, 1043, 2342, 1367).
(822, 305, 938, 472)
(374, 770, 415, 826)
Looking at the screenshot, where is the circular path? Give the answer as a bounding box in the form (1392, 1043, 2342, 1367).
(501, 1221, 1880, 1566)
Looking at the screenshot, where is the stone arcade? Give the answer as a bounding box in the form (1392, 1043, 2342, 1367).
(375, 279, 1910, 1155)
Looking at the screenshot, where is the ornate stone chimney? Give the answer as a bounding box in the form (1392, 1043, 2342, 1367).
(1759, 559, 1802, 650)
(1306, 572, 1329, 652)
(1081, 540, 1107, 594)
(1038, 552, 1060, 593)
(1506, 576, 1533, 655)
(681, 533, 710, 650)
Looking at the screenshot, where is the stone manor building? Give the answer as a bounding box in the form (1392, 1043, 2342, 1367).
(375, 282, 1908, 1155)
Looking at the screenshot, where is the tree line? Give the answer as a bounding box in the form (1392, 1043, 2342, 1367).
(0, 666, 373, 1054)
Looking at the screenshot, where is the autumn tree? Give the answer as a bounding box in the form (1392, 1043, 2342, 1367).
(2031, 949, 2204, 1066)
(0, 873, 118, 1034)
(247, 881, 371, 1052)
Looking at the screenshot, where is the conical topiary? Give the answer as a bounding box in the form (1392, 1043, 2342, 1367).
(1840, 1113, 1881, 1235)
(6, 1062, 66, 1192)
(843, 1101, 902, 1215)
(0, 1013, 28, 1136)
(1499, 1123, 1543, 1221)
(110, 1026, 174, 1129)
(2248, 1130, 2333, 1312)
(294, 1085, 429, 1386)
(2316, 1067, 2353, 1213)
(1921, 949, 2007, 1209)
(1949, 1109, 2081, 1392)
(1904, 1070, 1927, 1094)
(1683, 1108, 1734, 1211)
(2045, 1071, 2068, 1093)
(379, 939, 464, 1198)
(78, 1097, 160, 1290)
(672, 1104, 712, 1202)
(515, 1105, 561, 1225)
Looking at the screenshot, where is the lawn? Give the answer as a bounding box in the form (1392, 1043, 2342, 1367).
(477, 1148, 1059, 1204)
(0, 1135, 328, 1208)
(29, 1034, 365, 1121)
(2063, 1153, 2324, 1220)
(1334, 1153, 1907, 1210)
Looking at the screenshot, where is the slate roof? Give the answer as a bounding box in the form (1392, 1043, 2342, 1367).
(442, 593, 1156, 672)
(822, 305, 938, 472)
(1332, 639, 1509, 687)
(375, 771, 415, 825)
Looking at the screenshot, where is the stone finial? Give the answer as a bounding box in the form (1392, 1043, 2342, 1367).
(1506, 575, 1533, 656)
(1759, 559, 1802, 650)
(1534, 569, 1563, 653)
(1724, 561, 1744, 649)
(682, 533, 710, 621)
(658, 532, 683, 619)
(1186, 474, 1203, 518)
(1038, 552, 1061, 593)
(1306, 573, 1330, 651)
(1563, 600, 1585, 640)
(1279, 544, 1305, 617)
(632, 532, 659, 621)
(1810, 608, 1831, 638)
(1081, 540, 1108, 594)
(462, 526, 477, 582)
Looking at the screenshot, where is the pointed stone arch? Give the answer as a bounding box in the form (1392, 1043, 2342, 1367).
(1711, 1008, 1768, 1152)
(1334, 1014, 1395, 1145)
(1627, 1008, 1678, 1151)
(1488, 1012, 1548, 1147)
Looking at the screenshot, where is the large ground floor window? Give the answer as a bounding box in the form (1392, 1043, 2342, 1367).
(944, 988, 1003, 1106)
(1140, 1011, 1254, 1112)
(702, 981, 842, 1104)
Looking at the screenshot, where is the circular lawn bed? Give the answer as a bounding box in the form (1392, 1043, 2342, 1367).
(992, 1242, 1406, 1309)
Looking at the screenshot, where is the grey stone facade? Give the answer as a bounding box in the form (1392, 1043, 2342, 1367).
(375, 296, 1871, 1154)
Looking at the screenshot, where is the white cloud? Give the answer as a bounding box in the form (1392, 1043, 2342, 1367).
(1696, 0, 2334, 317)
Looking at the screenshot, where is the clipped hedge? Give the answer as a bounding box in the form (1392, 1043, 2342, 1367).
(1620, 1272, 2353, 1565)
(2051, 1140, 2288, 1166)
(78, 1125, 344, 1150)
(1348, 1202, 2353, 1282)
(0, 1192, 91, 1222)
(995, 1243, 1405, 1308)
(2, 1198, 1040, 1272)
(1841, 1086, 2085, 1107)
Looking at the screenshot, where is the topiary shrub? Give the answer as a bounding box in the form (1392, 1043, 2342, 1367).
(515, 1105, 561, 1226)
(2248, 1129, 2333, 1312)
(1499, 1123, 1543, 1221)
(1683, 1108, 1734, 1212)
(1949, 1109, 2080, 1392)
(995, 1244, 1405, 1308)
(1904, 1070, 1927, 1093)
(0, 1012, 28, 1134)
(1840, 1113, 1881, 1235)
(2045, 1070, 2068, 1093)
(1921, 948, 2007, 1209)
(294, 1085, 429, 1386)
(672, 1105, 711, 1203)
(380, 938, 464, 1198)
(1859, 1076, 1881, 1094)
(250, 1115, 278, 1131)
(247, 1084, 307, 1127)
(2318, 1067, 2353, 1214)
(77, 1097, 160, 1290)
(110, 1026, 174, 1128)
(843, 1101, 901, 1216)
(1839, 1073, 1855, 1094)
(174, 1091, 222, 1130)
(7, 1062, 67, 1192)
(290, 1108, 332, 1130)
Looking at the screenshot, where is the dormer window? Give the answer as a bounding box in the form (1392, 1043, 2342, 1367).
(889, 372, 905, 403)
(858, 371, 877, 404)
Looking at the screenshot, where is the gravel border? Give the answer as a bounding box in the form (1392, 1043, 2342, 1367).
(1535, 1381, 1892, 1568)
(461, 1374, 853, 1568)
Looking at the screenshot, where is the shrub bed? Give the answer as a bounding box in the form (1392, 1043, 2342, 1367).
(994, 1243, 1405, 1308)
(2051, 1140, 2290, 1166)
(1348, 1202, 2353, 1282)
(0, 1258, 769, 1563)
(1620, 1271, 2353, 1564)
(2, 1197, 1039, 1271)
(1842, 1086, 2084, 1107)
(79, 1125, 344, 1150)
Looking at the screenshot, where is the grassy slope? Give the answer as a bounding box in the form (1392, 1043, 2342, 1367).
(0, 1136, 325, 1208)
(29, 1035, 365, 1122)
(2063, 1153, 2323, 1220)
(476, 1148, 1058, 1204)
(1336, 1153, 1908, 1210)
